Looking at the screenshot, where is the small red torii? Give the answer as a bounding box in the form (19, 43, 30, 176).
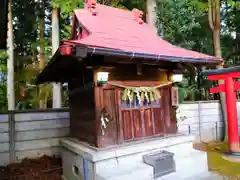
(203, 66, 240, 153)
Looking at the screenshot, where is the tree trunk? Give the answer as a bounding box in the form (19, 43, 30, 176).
(213, 25, 227, 139)
(39, 18, 45, 71)
(52, 7, 62, 108)
(236, 4, 240, 64)
(39, 17, 46, 108)
(208, 0, 226, 141)
(7, 0, 15, 110)
(213, 27, 221, 58)
(146, 0, 157, 33)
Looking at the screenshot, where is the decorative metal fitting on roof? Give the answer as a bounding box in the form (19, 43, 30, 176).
(85, 0, 97, 16)
(132, 8, 144, 25)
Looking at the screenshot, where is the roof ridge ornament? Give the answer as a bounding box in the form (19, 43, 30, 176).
(132, 8, 144, 25)
(85, 0, 97, 16)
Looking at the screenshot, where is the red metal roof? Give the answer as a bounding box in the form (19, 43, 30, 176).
(68, 3, 221, 62)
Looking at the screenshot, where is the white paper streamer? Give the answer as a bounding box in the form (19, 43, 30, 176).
(101, 113, 110, 136)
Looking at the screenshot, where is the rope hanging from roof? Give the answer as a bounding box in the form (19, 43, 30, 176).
(109, 82, 172, 103)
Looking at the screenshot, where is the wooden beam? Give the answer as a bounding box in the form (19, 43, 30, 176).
(86, 66, 116, 70)
(210, 84, 225, 94)
(137, 62, 143, 75)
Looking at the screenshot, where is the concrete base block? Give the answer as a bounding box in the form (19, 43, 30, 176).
(60, 135, 195, 180)
(61, 175, 68, 180)
(98, 164, 153, 180)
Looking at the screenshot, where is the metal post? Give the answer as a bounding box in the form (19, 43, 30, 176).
(83, 159, 88, 180)
(188, 125, 191, 135)
(197, 102, 202, 141)
(8, 110, 15, 163)
(215, 122, 218, 141)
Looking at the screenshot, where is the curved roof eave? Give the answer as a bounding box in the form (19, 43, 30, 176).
(63, 40, 222, 64)
(85, 46, 222, 64)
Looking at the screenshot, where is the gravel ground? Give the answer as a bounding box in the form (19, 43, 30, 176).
(0, 155, 62, 180)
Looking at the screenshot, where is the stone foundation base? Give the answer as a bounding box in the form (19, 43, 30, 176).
(60, 135, 195, 180)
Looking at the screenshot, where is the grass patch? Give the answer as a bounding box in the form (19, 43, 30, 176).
(193, 141, 240, 177)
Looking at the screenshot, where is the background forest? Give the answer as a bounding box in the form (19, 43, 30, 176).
(1, 0, 240, 111)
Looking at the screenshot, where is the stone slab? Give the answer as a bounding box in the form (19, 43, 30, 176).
(98, 164, 153, 180)
(60, 135, 195, 162)
(60, 135, 196, 180)
(157, 150, 225, 180)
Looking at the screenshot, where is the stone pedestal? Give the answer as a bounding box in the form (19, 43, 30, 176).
(60, 135, 195, 180)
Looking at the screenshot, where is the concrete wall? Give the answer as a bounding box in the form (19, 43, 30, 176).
(0, 100, 235, 166)
(0, 109, 69, 166)
(177, 101, 222, 132)
(177, 101, 240, 142)
(177, 101, 223, 142)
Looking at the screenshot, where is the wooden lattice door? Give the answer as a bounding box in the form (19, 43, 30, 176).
(120, 86, 173, 141)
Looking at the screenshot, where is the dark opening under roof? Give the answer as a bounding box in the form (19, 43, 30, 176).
(36, 53, 83, 84)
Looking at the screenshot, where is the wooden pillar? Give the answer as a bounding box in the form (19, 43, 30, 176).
(225, 77, 239, 152)
(52, 7, 62, 108)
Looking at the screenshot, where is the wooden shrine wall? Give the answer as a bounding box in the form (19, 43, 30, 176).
(107, 64, 169, 82)
(68, 69, 97, 146)
(94, 64, 176, 147)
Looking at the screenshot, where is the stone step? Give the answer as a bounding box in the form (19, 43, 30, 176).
(158, 152, 208, 180)
(97, 164, 154, 180)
